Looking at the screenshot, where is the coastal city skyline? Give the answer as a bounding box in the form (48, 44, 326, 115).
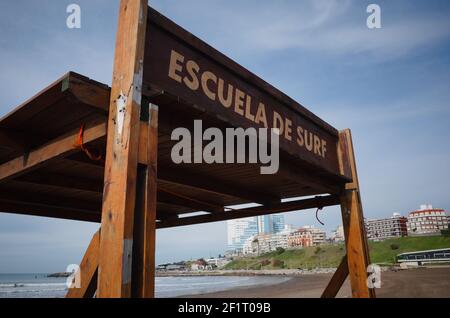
(0, 0, 449, 273)
(160, 204, 449, 266)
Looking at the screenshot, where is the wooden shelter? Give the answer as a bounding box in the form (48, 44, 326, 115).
(0, 1, 375, 298)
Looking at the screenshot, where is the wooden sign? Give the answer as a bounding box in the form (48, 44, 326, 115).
(143, 8, 341, 176)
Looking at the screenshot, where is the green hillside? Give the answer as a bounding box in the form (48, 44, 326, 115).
(368, 236, 450, 264)
(224, 236, 450, 270)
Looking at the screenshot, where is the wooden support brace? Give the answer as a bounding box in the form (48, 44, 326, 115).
(66, 230, 100, 298)
(321, 255, 349, 298)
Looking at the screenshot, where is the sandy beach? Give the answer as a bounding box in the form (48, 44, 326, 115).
(184, 267, 450, 298)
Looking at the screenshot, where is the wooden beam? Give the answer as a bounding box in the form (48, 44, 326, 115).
(158, 168, 279, 205)
(65, 155, 274, 207)
(15, 172, 222, 214)
(131, 104, 158, 298)
(0, 201, 100, 223)
(157, 190, 224, 214)
(321, 255, 349, 298)
(65, 73, 110, 113)
(66, 230, 100, 298)
(277, 160, 343, 195)
(157, 195, 340, 229)
(0, 187, 101, 213)
(0, 129, 27, 152)
(0, 119, 106, 183)
(338, 129, 375, 298)
(97, 0, 148, 298)
(16, 173, 103, 194)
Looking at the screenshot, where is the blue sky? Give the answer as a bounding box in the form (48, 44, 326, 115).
(0, 0, 449, 272)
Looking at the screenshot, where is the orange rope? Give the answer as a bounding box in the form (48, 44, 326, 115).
(74, 124, 104, 163)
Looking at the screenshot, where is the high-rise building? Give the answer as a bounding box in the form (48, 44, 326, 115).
(257, 215, 273, 234)
(272, 214, 285, 233)
(257, 214, 285, 234)
(407, 205, 448, 236)
(366, 213, 408, 241)
(227, 214, 286, 253)
(227, 217, 258, 253)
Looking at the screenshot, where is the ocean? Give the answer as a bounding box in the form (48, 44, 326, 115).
(0, 274, 288, 298)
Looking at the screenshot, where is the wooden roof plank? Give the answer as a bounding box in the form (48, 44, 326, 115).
(158, 166, 280, 206)
(0, 119, 106, 183)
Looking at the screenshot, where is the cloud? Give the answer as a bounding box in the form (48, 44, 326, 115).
(249, 11, 450, 62)
(155, 0, 450, 62)
(321, 98, 450, 130)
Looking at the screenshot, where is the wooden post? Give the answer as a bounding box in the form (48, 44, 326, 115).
(97, 0, 148, 298)
(338, 129, 376, 298)
(131, 105, 158, 298)
(66, 230, 100, 298)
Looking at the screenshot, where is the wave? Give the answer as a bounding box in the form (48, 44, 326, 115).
(0, 283, 67, 288)
(0, 287, 67, 295)
(157, 279, 249, 288)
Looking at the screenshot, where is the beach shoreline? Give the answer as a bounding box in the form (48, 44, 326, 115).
(157, 268, 338, 278)
(179, 267, 450, 298)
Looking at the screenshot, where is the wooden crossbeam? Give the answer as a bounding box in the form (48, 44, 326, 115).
(158, 168, 279, 206)
(157, 190, 223, 214)
(0, 201, 99, 223)
(0, 129, 28, 152)
(66, 230, 100, 298)
(157, 195, 340, 229)
(0, 119, 106, 183)
(0, 186, 101, 222)
(14, 171, 223, 215)
(16, 173, 103, 194)
(321, 255, 349, 298)
(277, 160, 343, 195)
(0, 188, 101, 213)
(63, 155, 277, 206)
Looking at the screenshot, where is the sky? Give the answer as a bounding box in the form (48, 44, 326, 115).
(0, 0, 449, 273)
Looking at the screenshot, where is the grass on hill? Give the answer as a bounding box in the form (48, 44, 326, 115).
(368, 236, 450, 264)
(225, 245, 346, 270)
(224, 236, 450, 270)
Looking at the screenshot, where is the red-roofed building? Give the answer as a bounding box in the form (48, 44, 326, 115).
(407, 205, 449, 236)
